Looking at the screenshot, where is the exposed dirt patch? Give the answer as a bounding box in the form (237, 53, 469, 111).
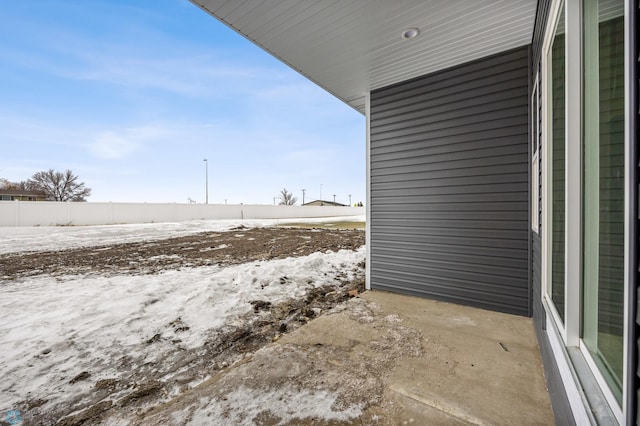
(55, 401, 113, 426)
(0, 227, 364, 280)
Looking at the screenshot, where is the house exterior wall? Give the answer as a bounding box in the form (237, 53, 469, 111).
(531, 0, 548, 328)
(189, 0, 639, 422)
(531, 0, 638, 423)
(0, 191, 46, 201)
(369, 46, 530, 316)
(530, 1, 576, 424)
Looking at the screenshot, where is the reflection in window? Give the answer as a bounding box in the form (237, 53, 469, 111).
(549, 5, 566, 322)
(582, 0, 625, 404)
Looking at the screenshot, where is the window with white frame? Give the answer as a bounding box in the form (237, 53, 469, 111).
(581, 0, 625, 407)
(545, 1, 566, 324)
(542, 0, 627, 422)
(531, 79, 540, 233)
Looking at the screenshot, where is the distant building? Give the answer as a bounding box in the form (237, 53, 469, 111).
(302, 200, 347, 207)
(0, 189, 47, 201)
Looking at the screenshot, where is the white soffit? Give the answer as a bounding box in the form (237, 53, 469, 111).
(191, 0, 538, 114)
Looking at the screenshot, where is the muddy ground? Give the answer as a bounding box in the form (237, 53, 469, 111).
(0, 227, 364, 281)
(1, 226, 367, 426)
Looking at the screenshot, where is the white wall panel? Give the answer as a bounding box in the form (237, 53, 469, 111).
(0, 202, 364, 227)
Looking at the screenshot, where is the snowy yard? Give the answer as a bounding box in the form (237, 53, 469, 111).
(0, 216, 365, 255)
(0, 218, 365, 425)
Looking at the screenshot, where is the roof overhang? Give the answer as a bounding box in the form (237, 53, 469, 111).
(191, 1, 538, 114)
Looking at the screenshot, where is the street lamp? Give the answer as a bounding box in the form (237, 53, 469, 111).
(301, 189, 306, 205)
(320, 184, 323, 202)
(203, 159, 208, 204)
(349, 194, 352, 206)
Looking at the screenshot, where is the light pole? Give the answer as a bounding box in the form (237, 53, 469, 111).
(301, 189, 306, 205)
(203, 159, 208, 204)
(349, 194, 352, 206)
(333, 194, 336, 203)
(320, 184, 323, 202)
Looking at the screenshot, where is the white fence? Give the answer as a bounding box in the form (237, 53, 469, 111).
(0, 201, 364, 227)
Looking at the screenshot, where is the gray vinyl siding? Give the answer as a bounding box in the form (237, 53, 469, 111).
(532, 227, 543, 329)
(369, 46, 530, 316)
(536, 326, 577, 426)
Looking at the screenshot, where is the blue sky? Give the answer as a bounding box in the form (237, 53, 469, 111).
(0, 0, 365, 205)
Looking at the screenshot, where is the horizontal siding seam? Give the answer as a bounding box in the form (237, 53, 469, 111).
(370, 272, 529, 299)
(371, 75, 529, 115)
(370, 46, 529, 314)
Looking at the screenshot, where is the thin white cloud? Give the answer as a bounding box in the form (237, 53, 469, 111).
(0, 11, 272, 99)
(79, 51, 279, 98)
(88, 122, 205, 160)
(90, 132, 138, 160)
(2, 30, 272, 98)
(89, 124, 171, 160)
(284, 148, 333, 163)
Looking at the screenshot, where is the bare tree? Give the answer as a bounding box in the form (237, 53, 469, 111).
(278, 188, 297, 205)
(29, 169, 91, 201)
(0, 178, 38, 191)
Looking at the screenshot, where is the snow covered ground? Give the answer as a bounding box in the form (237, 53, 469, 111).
(0, 219, 366, 424)
(0, 215, 365, 255)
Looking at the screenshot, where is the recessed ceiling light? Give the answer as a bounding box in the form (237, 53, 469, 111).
(402, 28, 420, 40)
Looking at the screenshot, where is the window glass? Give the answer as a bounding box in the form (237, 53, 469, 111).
(549, 4, 566, 321)
(582, 0, 625, 405)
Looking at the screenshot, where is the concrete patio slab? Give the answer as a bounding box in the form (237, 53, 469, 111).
(139, 290, 553, 425)
(361, 291, 553, 425)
